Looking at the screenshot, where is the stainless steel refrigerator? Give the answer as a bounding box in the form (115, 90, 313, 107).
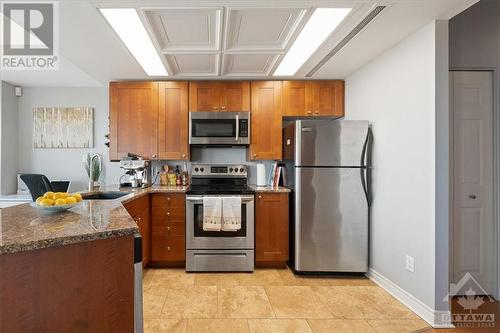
(283, 120, 373, 273)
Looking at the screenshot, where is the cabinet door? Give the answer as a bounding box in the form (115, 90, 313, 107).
(311, 80, 345, 116)
(249, 81, 282, 160)
(158, 82, 189, 160)
(256, 193, 289, 263)
(109, 82, 158, 161)
(221, 81, 250, 111)
(189, 82, 221, 111)
(123, 195, 150, 267)
(282, 81, 313, 116)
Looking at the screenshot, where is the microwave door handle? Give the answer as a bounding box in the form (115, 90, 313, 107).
(235, 115, 239, 142)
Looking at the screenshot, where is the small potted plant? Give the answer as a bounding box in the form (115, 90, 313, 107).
(83, 153, 102, 191)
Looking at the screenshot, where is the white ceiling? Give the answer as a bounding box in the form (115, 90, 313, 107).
(0, 0, 478, 87)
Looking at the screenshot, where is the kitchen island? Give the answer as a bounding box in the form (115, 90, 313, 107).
(0, 186, 186, 333)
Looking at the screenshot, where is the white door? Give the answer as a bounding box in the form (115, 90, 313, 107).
(451, 71, 494, 295)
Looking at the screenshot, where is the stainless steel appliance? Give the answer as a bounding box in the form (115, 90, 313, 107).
(133, 234, 144, 333)
(120, 156, 152, 188)
(186, 164, 255, 272)
(189, 111, 250, 145)
(283, 120, 373, 273)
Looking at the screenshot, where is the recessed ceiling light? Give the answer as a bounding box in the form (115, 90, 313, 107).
(100, 8, 168, 76)
(273, 8, 351, 76)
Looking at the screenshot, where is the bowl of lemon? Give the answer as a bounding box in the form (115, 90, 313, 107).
(31, 191, 83, 212)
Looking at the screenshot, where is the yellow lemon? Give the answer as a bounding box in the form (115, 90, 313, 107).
(35, 196, 44, 204)
(65, 197, 77, 205)
(54, 198, 67, 206)
(53, 192, 67, 200)
(43, 191, 54, 199)
(71, 193, 82, 202)
(39, 199, 54, 207)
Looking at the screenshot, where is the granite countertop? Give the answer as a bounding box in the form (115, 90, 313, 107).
(0, 185, 188, 255)
(249, 185, 291, 193)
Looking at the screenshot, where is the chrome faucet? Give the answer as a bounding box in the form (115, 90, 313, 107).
(88, 153, 102, 192)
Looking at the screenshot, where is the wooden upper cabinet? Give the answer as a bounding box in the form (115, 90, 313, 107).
(221, 81, 250, 111)
(282, 80, 344, 117)
(158, 82, 189, 160)
(311, 81, 344, 116)
(189, 81, 250, 111)
(189, 82, 220, 111)
(255, 193, 289, 265)
(282, 81, 311, 116)
(109, 82, 158, 161)
(249, 81, 282, 160)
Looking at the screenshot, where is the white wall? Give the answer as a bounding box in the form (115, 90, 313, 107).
(345, 20, 449, 324)
(17, 87, 271, 191)
(17, 87, 122, 191)
(1, 82, 19, 195)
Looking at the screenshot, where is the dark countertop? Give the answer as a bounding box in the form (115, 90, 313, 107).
(0, 185, 188, 255)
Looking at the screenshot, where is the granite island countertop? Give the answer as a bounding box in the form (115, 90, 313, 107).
(0, 185, 188, 255)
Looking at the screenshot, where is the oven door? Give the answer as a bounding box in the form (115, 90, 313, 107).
(189, 111, 249, 145)
(186, 195, 254, 249)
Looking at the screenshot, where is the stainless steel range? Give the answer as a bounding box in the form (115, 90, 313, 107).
(186, 164, 255, 272)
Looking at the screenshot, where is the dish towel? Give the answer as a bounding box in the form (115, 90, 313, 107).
(203, 196, 222, 231)
(222, 196, 242, 231)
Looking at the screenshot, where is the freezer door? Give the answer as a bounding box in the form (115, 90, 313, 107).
(297, 120, 370, 167)
(294, 167, 368, 272)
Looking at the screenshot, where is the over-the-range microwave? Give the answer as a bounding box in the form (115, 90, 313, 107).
(189, 111, 250, 146)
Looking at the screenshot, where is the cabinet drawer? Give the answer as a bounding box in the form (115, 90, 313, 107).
(152, 207, 185, 223)
(152, 230, 185, 261)
(152, 194, 185, 208)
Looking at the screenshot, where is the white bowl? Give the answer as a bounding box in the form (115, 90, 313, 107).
(30, 202, 80, 213)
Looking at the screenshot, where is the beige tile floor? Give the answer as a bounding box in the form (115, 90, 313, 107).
(142, 268, 430, 333)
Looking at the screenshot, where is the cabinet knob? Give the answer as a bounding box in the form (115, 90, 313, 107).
(167, 212, 170, 216)
(152, 154, 157, 158)
(212, 106, 217, 110)
(253, 153, 257, 158)
(221, 106, 226, 110)
(167, 246, 171, 251)
(182, 154, 186, 158)
(258, 195, 262, 199)
(307, 110, 312, 114)
(167, 197, 170, 201)
(167, 226, 171, 231)
(315, 111, 319, 115)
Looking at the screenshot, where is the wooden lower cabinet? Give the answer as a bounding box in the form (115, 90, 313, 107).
(123, 195, 150, 267)
(255, 192, 289, 267)
(151, 194, 186, 265)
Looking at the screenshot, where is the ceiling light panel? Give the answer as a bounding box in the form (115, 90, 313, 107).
(273, 7, 351, 76)
(100, 8, 168, 76)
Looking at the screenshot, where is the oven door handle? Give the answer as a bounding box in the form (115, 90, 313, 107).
(186, 195, 254, 203)
(235, 115, 239, 142)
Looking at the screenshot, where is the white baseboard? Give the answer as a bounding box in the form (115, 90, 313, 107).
(366, 268, 454, 328)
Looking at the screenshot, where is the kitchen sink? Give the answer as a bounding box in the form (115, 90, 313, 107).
(82, 191, 129, 200)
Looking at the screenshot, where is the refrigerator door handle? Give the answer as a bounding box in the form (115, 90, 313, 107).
(360, 127, 373, 206)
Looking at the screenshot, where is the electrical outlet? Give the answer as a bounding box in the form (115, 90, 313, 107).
(405, 255, 415, 273)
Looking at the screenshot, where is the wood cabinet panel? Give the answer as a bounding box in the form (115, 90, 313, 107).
(249, 81, 282, 160)
(189, 82, 221, 111)
(255, 193, 289, 264)
(189, 81, 250, 111)
(158, 82, 189, 160)
(109, 81, 158, 161)
(312, 81, 344, 116)
(151, 194, 186, 263)
(151, 228, 185, 261)
(221, 81, 250, 111)
(123, 195, 150, 266)
(282, 80, 344, 117)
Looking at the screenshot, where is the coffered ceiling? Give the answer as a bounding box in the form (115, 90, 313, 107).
(0, 0, 479, 87)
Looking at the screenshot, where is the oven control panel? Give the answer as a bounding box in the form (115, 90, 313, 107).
(191, 164, 247, 177)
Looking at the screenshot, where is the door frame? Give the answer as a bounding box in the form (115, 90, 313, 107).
(449, 68, 499, 299)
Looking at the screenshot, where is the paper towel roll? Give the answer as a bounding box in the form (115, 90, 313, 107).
(256, 163, 266, 186)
